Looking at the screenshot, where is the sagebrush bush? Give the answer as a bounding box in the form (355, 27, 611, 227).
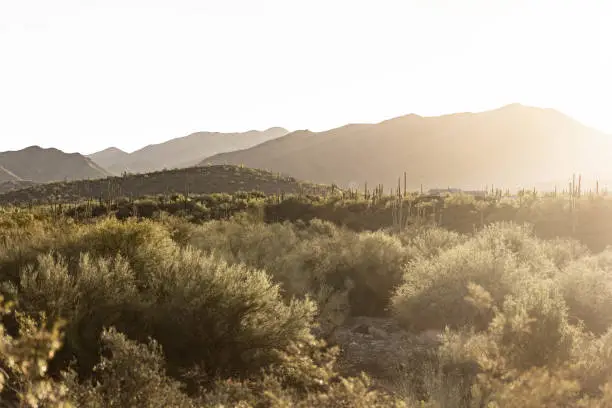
(0, 218, 174, 287)
(138, 247, 316, 380)
(392, 223, 559, 331)
(13, 252, 141, 374)
(0, 296, 72, 407)
(571, 326, 612, 398)
(2, 219, 317, 384)
(202, 339, 408, 407)
(486, 280, 578, 370)
(541, 237, 589, 269)
(418, 285, 580, 407)
(559, 250, 612, 334)
(66, 327, 196, 408)
(2, 297, 402, 408)
(192, 218, 412, 322)
(395, 226, 465, 259)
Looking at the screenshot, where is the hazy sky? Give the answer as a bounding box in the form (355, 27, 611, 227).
(0, 0, 610, 154)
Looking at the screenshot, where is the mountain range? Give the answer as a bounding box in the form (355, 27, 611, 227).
(2, 104, 611, 192)
(201, 104, 612, 190)
(0, 146, 111, 183)
(89, 127, 289, 174)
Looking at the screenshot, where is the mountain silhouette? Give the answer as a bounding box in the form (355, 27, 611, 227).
(90, 127, 289, 174)
(0, 146, 111, 182)
(200, 104, 612, 190)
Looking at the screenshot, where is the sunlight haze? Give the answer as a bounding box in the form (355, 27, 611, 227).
(0, 0, 610, 154)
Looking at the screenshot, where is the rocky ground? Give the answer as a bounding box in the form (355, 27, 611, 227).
(329, 317, 444, 396)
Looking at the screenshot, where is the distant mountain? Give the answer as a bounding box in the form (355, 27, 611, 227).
(0, 146, 112, 183)
(90, 127, 289, 174)
(201, 104, 612, 190)
(88, 147, 129, 170)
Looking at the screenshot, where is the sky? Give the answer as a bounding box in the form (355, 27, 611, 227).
(0, 0, 610, 154)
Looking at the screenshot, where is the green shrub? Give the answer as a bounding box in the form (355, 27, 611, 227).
(569, 328, 612, 396)
(486, 280, 577, 370)
(14, 253, 140, 374)
(559, 250, 612, 334)
(202, 340, 408, 407)
(541, 237, 589, 269)
(396, 226, 466, 259)
(392, 223, 558, 331)
(138, 247, 316, 380)
(192, 219, 411, 320)
(0, 296, 72, 407)
(421, 282, 583, 407)
(66, 327, 196, 408)
(3, 219, 317, 383)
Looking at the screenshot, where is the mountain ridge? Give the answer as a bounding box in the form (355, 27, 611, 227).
(200, 104, 612, 190)
(0, 146, 112, 183)
(89, 127, 289, 174)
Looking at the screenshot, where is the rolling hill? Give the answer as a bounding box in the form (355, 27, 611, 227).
(0, 146, 112, 183)
(90, 127, 289, 175)
(0, 180, 38, 194)
(0, 165, 330, 205)
(201, 104, 612, 191)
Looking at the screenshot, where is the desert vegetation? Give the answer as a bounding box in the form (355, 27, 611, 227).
(3, 184, 612, 406)
(0, 165, 330, 206)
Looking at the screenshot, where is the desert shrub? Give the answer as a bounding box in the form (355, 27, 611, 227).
(2, 292, 402, 408)
(570, 327, 612, 397)
(486, 280, 578, 370)
(64, 218, 177, 280)
(558, 250, 612, 334)
(418, 280, 585, 407)
(203, 339, 407, 408)
(138, 247, 316, 380)
(0, 296, 72, 407)
(192, 218, 411, 322)
(191, 218, 350, 335)
(66, 327, 196, 408)
(341, 231, 410, 316)
(393, 245, 521, 331)
(392, 223, 559, 331)
(0, 218, 175, 288)
(470, 223, 557, 274)
(2, 219, 317, 385)
(12, 253, 140, 374)
(396, 226, 466, 259)
(192, 218, 302, 279)
(474, 367, 583, 408)
(541, 237, 589, 269)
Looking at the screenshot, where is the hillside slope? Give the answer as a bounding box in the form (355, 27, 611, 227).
(0, 146, 112, 183)
(0, 165, 22, 182)
(88, 147, 129, 170)
(0, 180, 38, 194)
(0, 165, 330, 205)
(92, 127, 289, 174)
(201, 104, 612, 190)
